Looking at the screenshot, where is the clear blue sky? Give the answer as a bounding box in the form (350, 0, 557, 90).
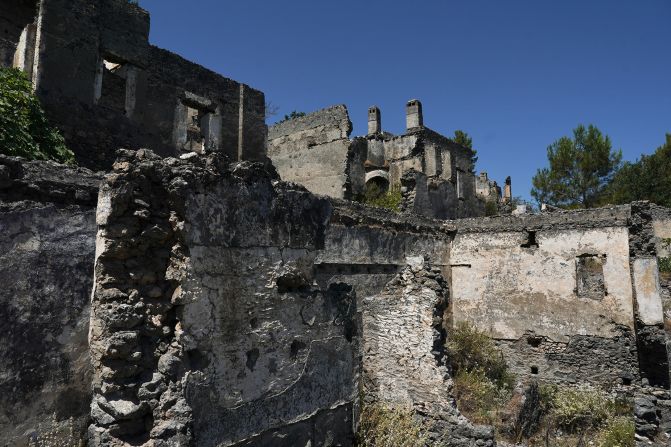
(139, 0, 670, 200)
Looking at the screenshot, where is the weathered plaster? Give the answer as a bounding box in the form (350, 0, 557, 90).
(451, 227, 635, 342)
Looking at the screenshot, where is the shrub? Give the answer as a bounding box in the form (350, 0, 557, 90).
(659, 257, 671, 274)
(0, 67, 74, 164)
(549, 386, 628, 433)
(361, 184, 403, 212)
(453, 369, 506, 424)
(446, 321, 513, 389)
(597, 416, 635, 447)
(356, 403, 429, 447)
(484, 200, 498, 216)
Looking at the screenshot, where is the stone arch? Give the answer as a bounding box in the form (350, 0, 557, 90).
(364, 170, 390, 198)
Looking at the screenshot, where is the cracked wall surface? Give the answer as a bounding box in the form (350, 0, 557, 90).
(449, 207, 642, 387)
(362, 257, 495, 446)
(90, 150, 361, 446)
(0, 155, 101, 446)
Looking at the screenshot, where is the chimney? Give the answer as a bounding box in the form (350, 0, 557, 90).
(367, 106, 381, 135)
(405, 99, 423, 130)
(503, 176, 512, 203)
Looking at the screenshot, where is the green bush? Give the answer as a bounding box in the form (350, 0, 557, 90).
(360, 184, 403, 212)
(453, 369, 508, 424)
(484, 200, 498, 216)
(597, 416, 635, 447)
(659, 257, 671, 273)
(549, 386, 629, 433)
(447, 321, 513, 389)
(356, 403, 429, 447)
(0, 67, 74, 164)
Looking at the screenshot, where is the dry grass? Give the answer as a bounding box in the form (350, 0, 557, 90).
(356, 403, 429, 447)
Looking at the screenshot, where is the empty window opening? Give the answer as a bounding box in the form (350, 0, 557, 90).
(521, 230, 538, 249)
(456, 169, 464, 199)
(96, 56, 135, 115)
(184, 106, 205, 153)
(576, 254, 606, 300)
(527, 336, 542, 348)
(530, 366, 539, 375)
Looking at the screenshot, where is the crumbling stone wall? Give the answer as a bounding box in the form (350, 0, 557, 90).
(0, 155, 100, 446)
(651, 205, 671, 346)
(362, 257, 495, 446)
(629, 202, 670, 389)
(89, 150, 360, 446)
(316, 198, 452, 295)
(267, 105, 358, 198)
(449, 207, 642, 388)
(0, 0, 37, 67)
(267, 103, 490, 219)
(3, 0, 265, 170)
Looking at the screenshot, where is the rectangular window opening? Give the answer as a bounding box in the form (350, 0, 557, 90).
(576, 254, 606, 300)
(98, 56, 128, 113)
(184, 106, 205, 153)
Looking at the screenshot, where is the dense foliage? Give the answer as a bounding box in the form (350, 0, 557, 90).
(0, 67, 74, 164)
(452, 129, 478, 171)
(531, 124, 621, 208)
(604, 133, 671, 207)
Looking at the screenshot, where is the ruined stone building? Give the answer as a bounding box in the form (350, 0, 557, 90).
(1, 1, 671, 447)
(268, 102, 510, 220)
(1, 0, 266, 170)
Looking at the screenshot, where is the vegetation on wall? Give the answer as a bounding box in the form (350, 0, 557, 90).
(446, 322, 634, 446)
(447, 322, 514, 425)
(277, 110, 307, 123)
(359, 183, 403, 212)
(356, 403, 429, 447)
(531, 124, 621, 208)
(0, 67, 74, 164)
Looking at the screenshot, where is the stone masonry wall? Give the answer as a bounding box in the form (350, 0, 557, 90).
(362, 257, 495, 446)
(89, 150, 360, 446)
(449, 206, 641, 388)
(268, 105, 355, 198)
(6, 0, 265, 171)
(0, 155, 101, 446)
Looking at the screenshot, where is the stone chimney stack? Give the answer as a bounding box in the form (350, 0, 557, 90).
(368, 106, 381, 135)
(503, 176, 512, 203)
(405, 99, 423, 130)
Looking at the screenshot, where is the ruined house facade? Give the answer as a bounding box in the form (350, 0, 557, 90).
(1, 2, 671, 447)
(1, 0, 266, 170)
(268, 101, 510, 220)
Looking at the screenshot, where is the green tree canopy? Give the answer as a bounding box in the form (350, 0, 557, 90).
(604, 133, 671, 207)
(452, 130, 478, 171)
(531, 124, 621, 208)
(0, 67, 74, 164)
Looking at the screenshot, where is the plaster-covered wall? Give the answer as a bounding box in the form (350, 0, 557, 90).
(448, 207, 642, 386)
(451, 226, 634, 341)
(0, 156, 100, 446)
